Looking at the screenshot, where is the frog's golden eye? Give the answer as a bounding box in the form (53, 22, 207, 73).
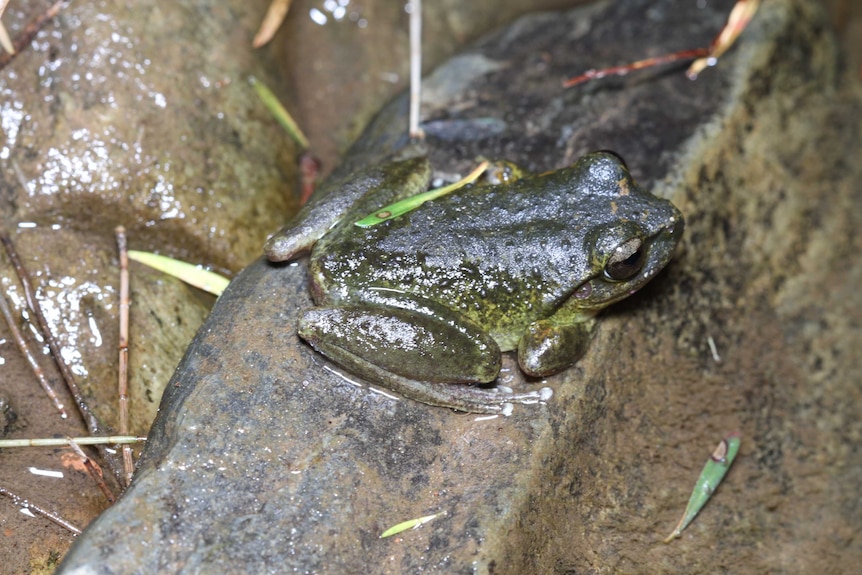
(604, 237, 645, 281)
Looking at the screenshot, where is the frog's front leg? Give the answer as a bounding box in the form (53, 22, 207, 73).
(265, 152, 431, 262)
(298, 304, 552, 414)
(517, 316, 597, 377)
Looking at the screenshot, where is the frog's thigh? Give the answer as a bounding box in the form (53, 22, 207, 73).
(517, 317, 596, 377)
(298, 306, 501, 384)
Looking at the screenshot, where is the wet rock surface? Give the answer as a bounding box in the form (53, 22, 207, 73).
(275, 0, 589, 176)
(0, 0, 297, 436)
(0, 0, 294, 571)
(59, 0, 862, 573)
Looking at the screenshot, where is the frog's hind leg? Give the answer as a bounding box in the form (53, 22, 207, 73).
(318, 350, 552, 415)
(298, 306, 552, 414)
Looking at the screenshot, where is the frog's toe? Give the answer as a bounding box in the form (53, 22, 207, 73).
(518, 319, 593, 377)
(265, 228, 314, 262)
(264, 234, 294, 261)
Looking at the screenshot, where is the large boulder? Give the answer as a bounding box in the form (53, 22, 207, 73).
(59, 0, 862, 573)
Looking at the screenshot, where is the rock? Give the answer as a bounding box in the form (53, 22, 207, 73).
(275, 0, 599, 174)
(0, 0, 297, 438)
(58, 0, 862, 573)
(0, 0, 295, 570)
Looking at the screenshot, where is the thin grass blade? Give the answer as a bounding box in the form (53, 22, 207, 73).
(250, 76, 309, 149)
(128, 251, 229, 296)
(380, 512, 444, 538)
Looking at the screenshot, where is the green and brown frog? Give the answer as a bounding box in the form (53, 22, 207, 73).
(266, 149, 683, 414)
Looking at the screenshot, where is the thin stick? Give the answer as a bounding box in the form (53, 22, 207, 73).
(115, 227, 134, 485)
(0, 233, 124, 481)
(0, 290, 67, 418)
(564, 0, 759, 88)
(0, 435, 146, 448)
(562, 48, 710, 88)
(66, 439, 116, 504)
(408, 0, 423, 139)
(687, 0, 760, 79)
(0, 483, 82, 535)
(0, 0, 66, 72)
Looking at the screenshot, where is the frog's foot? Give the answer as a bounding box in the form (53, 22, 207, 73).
(518, 317, 596, 377)
(326, 348, 553, 415)
(299, 306, 553, 414)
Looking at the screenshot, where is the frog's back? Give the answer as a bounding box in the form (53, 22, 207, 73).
(309, 154, 679, 344)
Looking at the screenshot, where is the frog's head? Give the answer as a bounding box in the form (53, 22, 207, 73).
(569, 152, 684, 314)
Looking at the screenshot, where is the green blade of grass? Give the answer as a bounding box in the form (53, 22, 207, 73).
(355, 161, 489, 228)
(128, 251, 230, 296)
(250, 76, 309, 150)
(380, 511, 445, 538)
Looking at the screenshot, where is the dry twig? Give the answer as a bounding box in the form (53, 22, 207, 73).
(408, 0, 423, 139)
(115, 227, 134, 485)
(0, 483, 82, 535)
(0, 0, 66, 72)
(563, 48, 710, 88)
(0, 289, 67, 418)
(0, 435, 145, 447)
(2, 235, 96, 429)
(67, 439, 116, 504)
(0, 233, 124, 482)
(563, 0, 759, 88)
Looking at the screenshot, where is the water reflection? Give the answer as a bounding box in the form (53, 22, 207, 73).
(0, 99, 25, 160)
(308, 0, 367, 28)
(37, 276, 115, 379)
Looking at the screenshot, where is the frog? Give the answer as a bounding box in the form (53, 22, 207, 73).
(265, 148, 683, 414)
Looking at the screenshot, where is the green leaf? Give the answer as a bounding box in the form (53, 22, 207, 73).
(664, 432, 741, 543)
(355, 161, 488, 228)
(128, 251, 230, 296)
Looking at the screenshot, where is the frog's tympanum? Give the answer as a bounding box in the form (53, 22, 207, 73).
(266, 150, 683, 414)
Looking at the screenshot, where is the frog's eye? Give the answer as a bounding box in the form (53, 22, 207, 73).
(604, 238, 645, 281)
